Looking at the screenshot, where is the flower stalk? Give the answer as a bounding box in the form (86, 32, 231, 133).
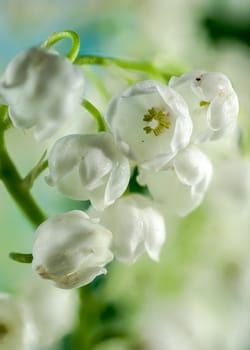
(41, 30, 80, 62)
(0, 131, 46, 227)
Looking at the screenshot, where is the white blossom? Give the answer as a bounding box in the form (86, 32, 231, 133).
(46, 132, 130, 211)
(138, 145, 213, 216)
(105, 80, 193, 170)
(20, 276, 78, 347)
(99, 194, 166, 263)
(32, 210, 113, 289)
(0, 47, 85, 141)
(169, 70, 239, 142)
(0, 293, 35, 350)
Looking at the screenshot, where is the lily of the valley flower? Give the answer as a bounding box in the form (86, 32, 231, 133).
(0, 293, 34, 350)
(105, 80, 193, 170)
(99, 194, 166, 263)
(0, 47, 84, 141)
(32, 210, 113, 289)
(21, 276, 78, 347)
(169, 71, 239, 142)
(46, 132, 130, 211)
(138, 146, 213, 216)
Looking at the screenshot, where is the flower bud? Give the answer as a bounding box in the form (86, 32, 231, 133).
(169, 71, 239, 142)
(99, 194, 166, 263)
(46, 132, 130, 211)
(138, 146, 213, 216)
(105, 80, 193, 170)
(32, 210, 113, 289)
(0, 47, 85, 141)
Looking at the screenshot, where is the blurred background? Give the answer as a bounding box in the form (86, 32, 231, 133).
(0, 0, 250, 349)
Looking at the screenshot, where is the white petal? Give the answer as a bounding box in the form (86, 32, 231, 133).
(53, 267, 107, 289)
(101, 197, 144, 263)
(173, 146, 211, 186)
(207, 91, 239, 131)
(46, 135, 83, 186)
(104, 158, 130, 207)
(141, 206, 166, 261)
(100, 195, 166, 263)
(79, 148, 113, 190)
(191, 72, 233, 101)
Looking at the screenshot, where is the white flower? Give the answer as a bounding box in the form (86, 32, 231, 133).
(105, 80, 192, 170)
(0, 47, 85, 141)
(0, 293, 34, 350)
(21, 276, 78, 347)
(32, 210, 113, 289)
(169, 70, 239, 142)
(46, 132, 130, 211)
(138, 146, 213, 216)
(99, 194, 166, 263)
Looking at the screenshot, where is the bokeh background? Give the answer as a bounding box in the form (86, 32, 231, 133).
(0, 0, 250, 349)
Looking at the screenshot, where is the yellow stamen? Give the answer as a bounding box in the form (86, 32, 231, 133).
(143, 107, 171, 136)
(200, 100, 210, 107)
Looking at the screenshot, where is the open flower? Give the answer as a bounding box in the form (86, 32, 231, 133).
(46, 132, 130, 211)
(0, 47, 85, 141)
(0, 293, 34, 350)
(32, 210, 113, 289)
(99, 194, 166, 263)
(138, 145, 213, 216)
(169, 71, 239, 142)
(105, 80, 192, 170)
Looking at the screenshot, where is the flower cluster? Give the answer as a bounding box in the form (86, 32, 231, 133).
(0, 36, 239, 289)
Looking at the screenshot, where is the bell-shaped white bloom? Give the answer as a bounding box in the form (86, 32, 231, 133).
(21, 276, 78, 347)
(32, 210, 113, 289)
(0, 47, 85, 141)
(99, 194, 166, 263)
(169, 70, 239, 143)
(46, 132, 130, 211)
(0, 293, 35, 350)
(138, 146, 213, 216)
(105, 80, 193, 170)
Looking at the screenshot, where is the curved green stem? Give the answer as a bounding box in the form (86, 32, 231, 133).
(75, 55, 159, 76)
(23, 151, 48, 190)
(82, 99, 106, 132)
(0, 133, 46, 227)
(41, 30, 80, 62)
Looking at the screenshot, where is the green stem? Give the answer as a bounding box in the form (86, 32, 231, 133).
(41, 30, 80, 62)
(82, 99, 106, 132)
(0, 133, 46, 227)
(23, 152, 48, 190)
(75, 55, 159, 76)
(70, 286, 95, 350)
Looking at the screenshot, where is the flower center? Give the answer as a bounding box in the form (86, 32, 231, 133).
(143, 107, 171, 136)
(0, 324, 9, 340)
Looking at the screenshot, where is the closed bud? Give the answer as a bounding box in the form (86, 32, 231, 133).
(0, 47, 85, 141)
(32, 211, 113, 289)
